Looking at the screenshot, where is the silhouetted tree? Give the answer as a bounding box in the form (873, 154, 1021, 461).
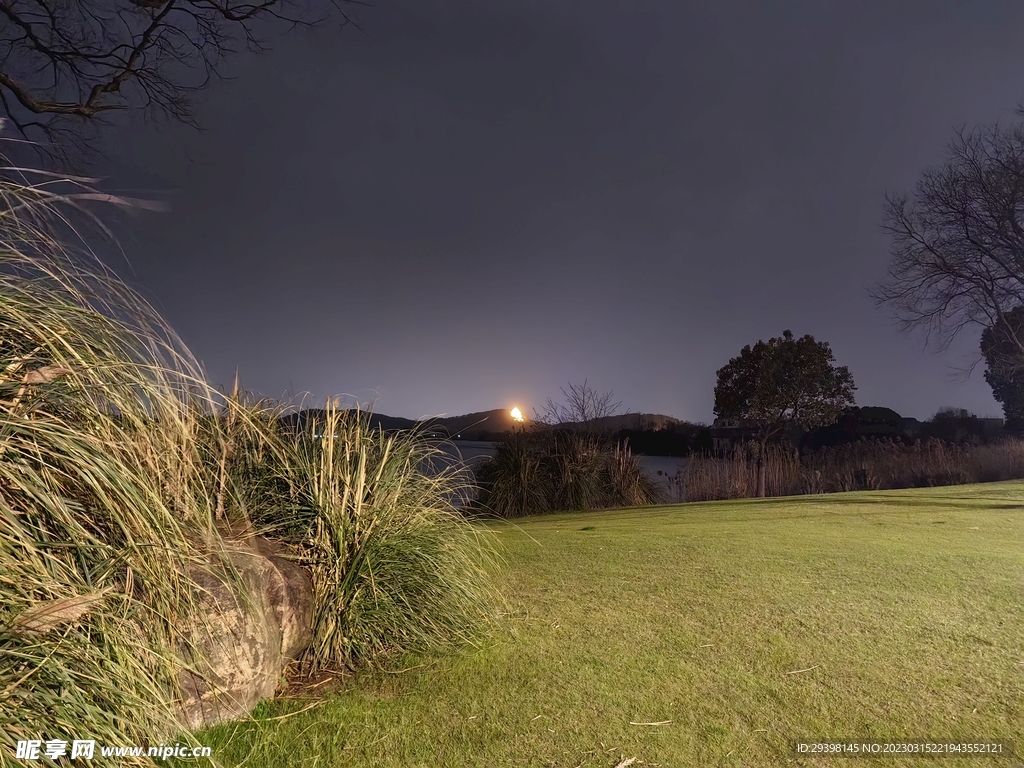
(921, 407, 988, 444)
(714, 330, 856, 497)
(873, 114, 1024, 376)
(981, 306, 1024, 433)
(0, 0, 356, 161)
(535, 380, 623, 433)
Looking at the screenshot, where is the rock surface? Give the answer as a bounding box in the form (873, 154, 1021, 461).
(176, 537, 313, 730)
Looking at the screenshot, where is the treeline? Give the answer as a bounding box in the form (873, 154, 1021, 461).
(471, 379, 1020, 515)
(614, 422, 713, 456)
(804, 406, 1005, 449)
(613, 406, 1008, 459)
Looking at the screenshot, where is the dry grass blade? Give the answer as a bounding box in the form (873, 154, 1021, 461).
(7, 587, 112, 638)
(22, 364, 73, 384)
(785, 664, 820, 675)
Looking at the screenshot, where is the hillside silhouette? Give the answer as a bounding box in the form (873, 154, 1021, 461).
(279, 408, 684, 441)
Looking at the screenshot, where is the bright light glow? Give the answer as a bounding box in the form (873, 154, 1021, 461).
(510, 407, 524, 422)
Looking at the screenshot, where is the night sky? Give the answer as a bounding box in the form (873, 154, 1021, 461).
(97, 0, 1024, 423)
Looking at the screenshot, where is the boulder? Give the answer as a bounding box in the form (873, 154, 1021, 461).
(175, 537, 313, 730)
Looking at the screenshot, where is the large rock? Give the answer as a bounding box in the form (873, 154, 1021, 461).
(175, 537, 313, 730)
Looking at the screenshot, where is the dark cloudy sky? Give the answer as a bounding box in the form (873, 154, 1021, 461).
(97, 0, 1024, 422)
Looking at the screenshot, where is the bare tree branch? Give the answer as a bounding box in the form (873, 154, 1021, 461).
(0, 0, 360, 162)
(535, 379, 624, 433)
(872, 117, 1024, 366)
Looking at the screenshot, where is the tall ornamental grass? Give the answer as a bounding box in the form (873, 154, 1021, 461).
(0, 145, 501, 764)
(0, 157, 238, 764)
(472, 431, 553, 517)
(253, 402, 499, 673)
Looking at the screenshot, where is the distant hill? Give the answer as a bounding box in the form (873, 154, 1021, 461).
(568, 413, 685, 432)
(429, 409, 530, 438)
(279, 407, 531, 440)
(279, 408, 685, 441)
(279, 410, 419, 434)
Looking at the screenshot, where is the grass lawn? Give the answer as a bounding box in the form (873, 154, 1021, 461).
(196, 482, 1023, 767)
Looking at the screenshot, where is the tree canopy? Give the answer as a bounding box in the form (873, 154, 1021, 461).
(981, 305, 1024, 431)
(714, 330, 856, 496)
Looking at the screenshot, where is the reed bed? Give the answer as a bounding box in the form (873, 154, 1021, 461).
(678, 439, 1024, 502)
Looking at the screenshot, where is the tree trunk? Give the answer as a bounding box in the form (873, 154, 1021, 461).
(756, 437, 767, 498)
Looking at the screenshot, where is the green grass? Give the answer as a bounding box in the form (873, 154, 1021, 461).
(196, 482, 1023, 767)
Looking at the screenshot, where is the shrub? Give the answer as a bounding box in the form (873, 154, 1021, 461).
(551, 431, 608, 512)
(474, 429, 662, 517)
